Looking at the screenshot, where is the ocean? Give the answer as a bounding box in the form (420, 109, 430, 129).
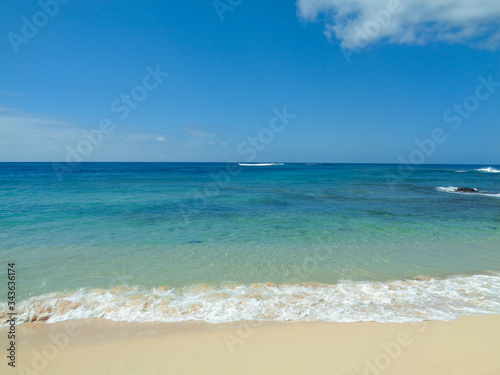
(1, 162, 499, 324)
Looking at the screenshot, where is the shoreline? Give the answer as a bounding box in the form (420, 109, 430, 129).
(2, 315, 500, 374)
(2, 272, 500, 326)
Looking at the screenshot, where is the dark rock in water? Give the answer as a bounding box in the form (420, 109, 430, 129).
(455, 187, 478, 193)
(188, 240, 203, 244)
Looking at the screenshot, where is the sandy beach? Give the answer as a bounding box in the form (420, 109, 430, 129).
(3, 315, 499, 375)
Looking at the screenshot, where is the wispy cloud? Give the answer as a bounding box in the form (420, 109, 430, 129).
(0, 114, 76, 142)
(0, 113, 80, 160)
(118, 133, 168, 143)
(182, 126, 216, 139)
(0, 110, 170, 161)
(297, 0, 500, 50)
(1, 115, 73, 128)
(0, 109, 227, 161)
(0, 107, 17, 114)
(0, 91, 23, 96)
(173, 123, 230, 151)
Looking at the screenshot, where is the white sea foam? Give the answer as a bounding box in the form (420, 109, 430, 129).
(475, 167, 500, 173)
(436, 186, 500, 198)
(1, 275, 500, 326)
(455, 170, 467, 173)
(238, 163, 285, 166)
(437, 186, 465, 194)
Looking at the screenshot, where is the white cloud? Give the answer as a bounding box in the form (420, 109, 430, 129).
(155, 136, 168, 142)
(1, 115, 72, 128)
(297, 0, 500, 50)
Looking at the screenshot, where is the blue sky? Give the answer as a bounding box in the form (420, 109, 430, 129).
(1, 0, 499, 163)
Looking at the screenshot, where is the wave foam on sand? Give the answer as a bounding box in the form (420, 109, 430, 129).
(1, 274, 499, 327)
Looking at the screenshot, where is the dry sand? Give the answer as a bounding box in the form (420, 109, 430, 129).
(2, 315, 500, 375)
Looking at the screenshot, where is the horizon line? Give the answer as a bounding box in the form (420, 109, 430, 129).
(0, 161, 499, 166)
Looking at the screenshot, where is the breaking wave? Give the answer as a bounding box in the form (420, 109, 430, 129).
(436, 186, 500, 197)
(238, 163, 285, 166)
(475, 167, 500, 173)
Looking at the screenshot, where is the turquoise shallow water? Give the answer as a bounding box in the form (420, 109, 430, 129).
(1, 162, 499, 324)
